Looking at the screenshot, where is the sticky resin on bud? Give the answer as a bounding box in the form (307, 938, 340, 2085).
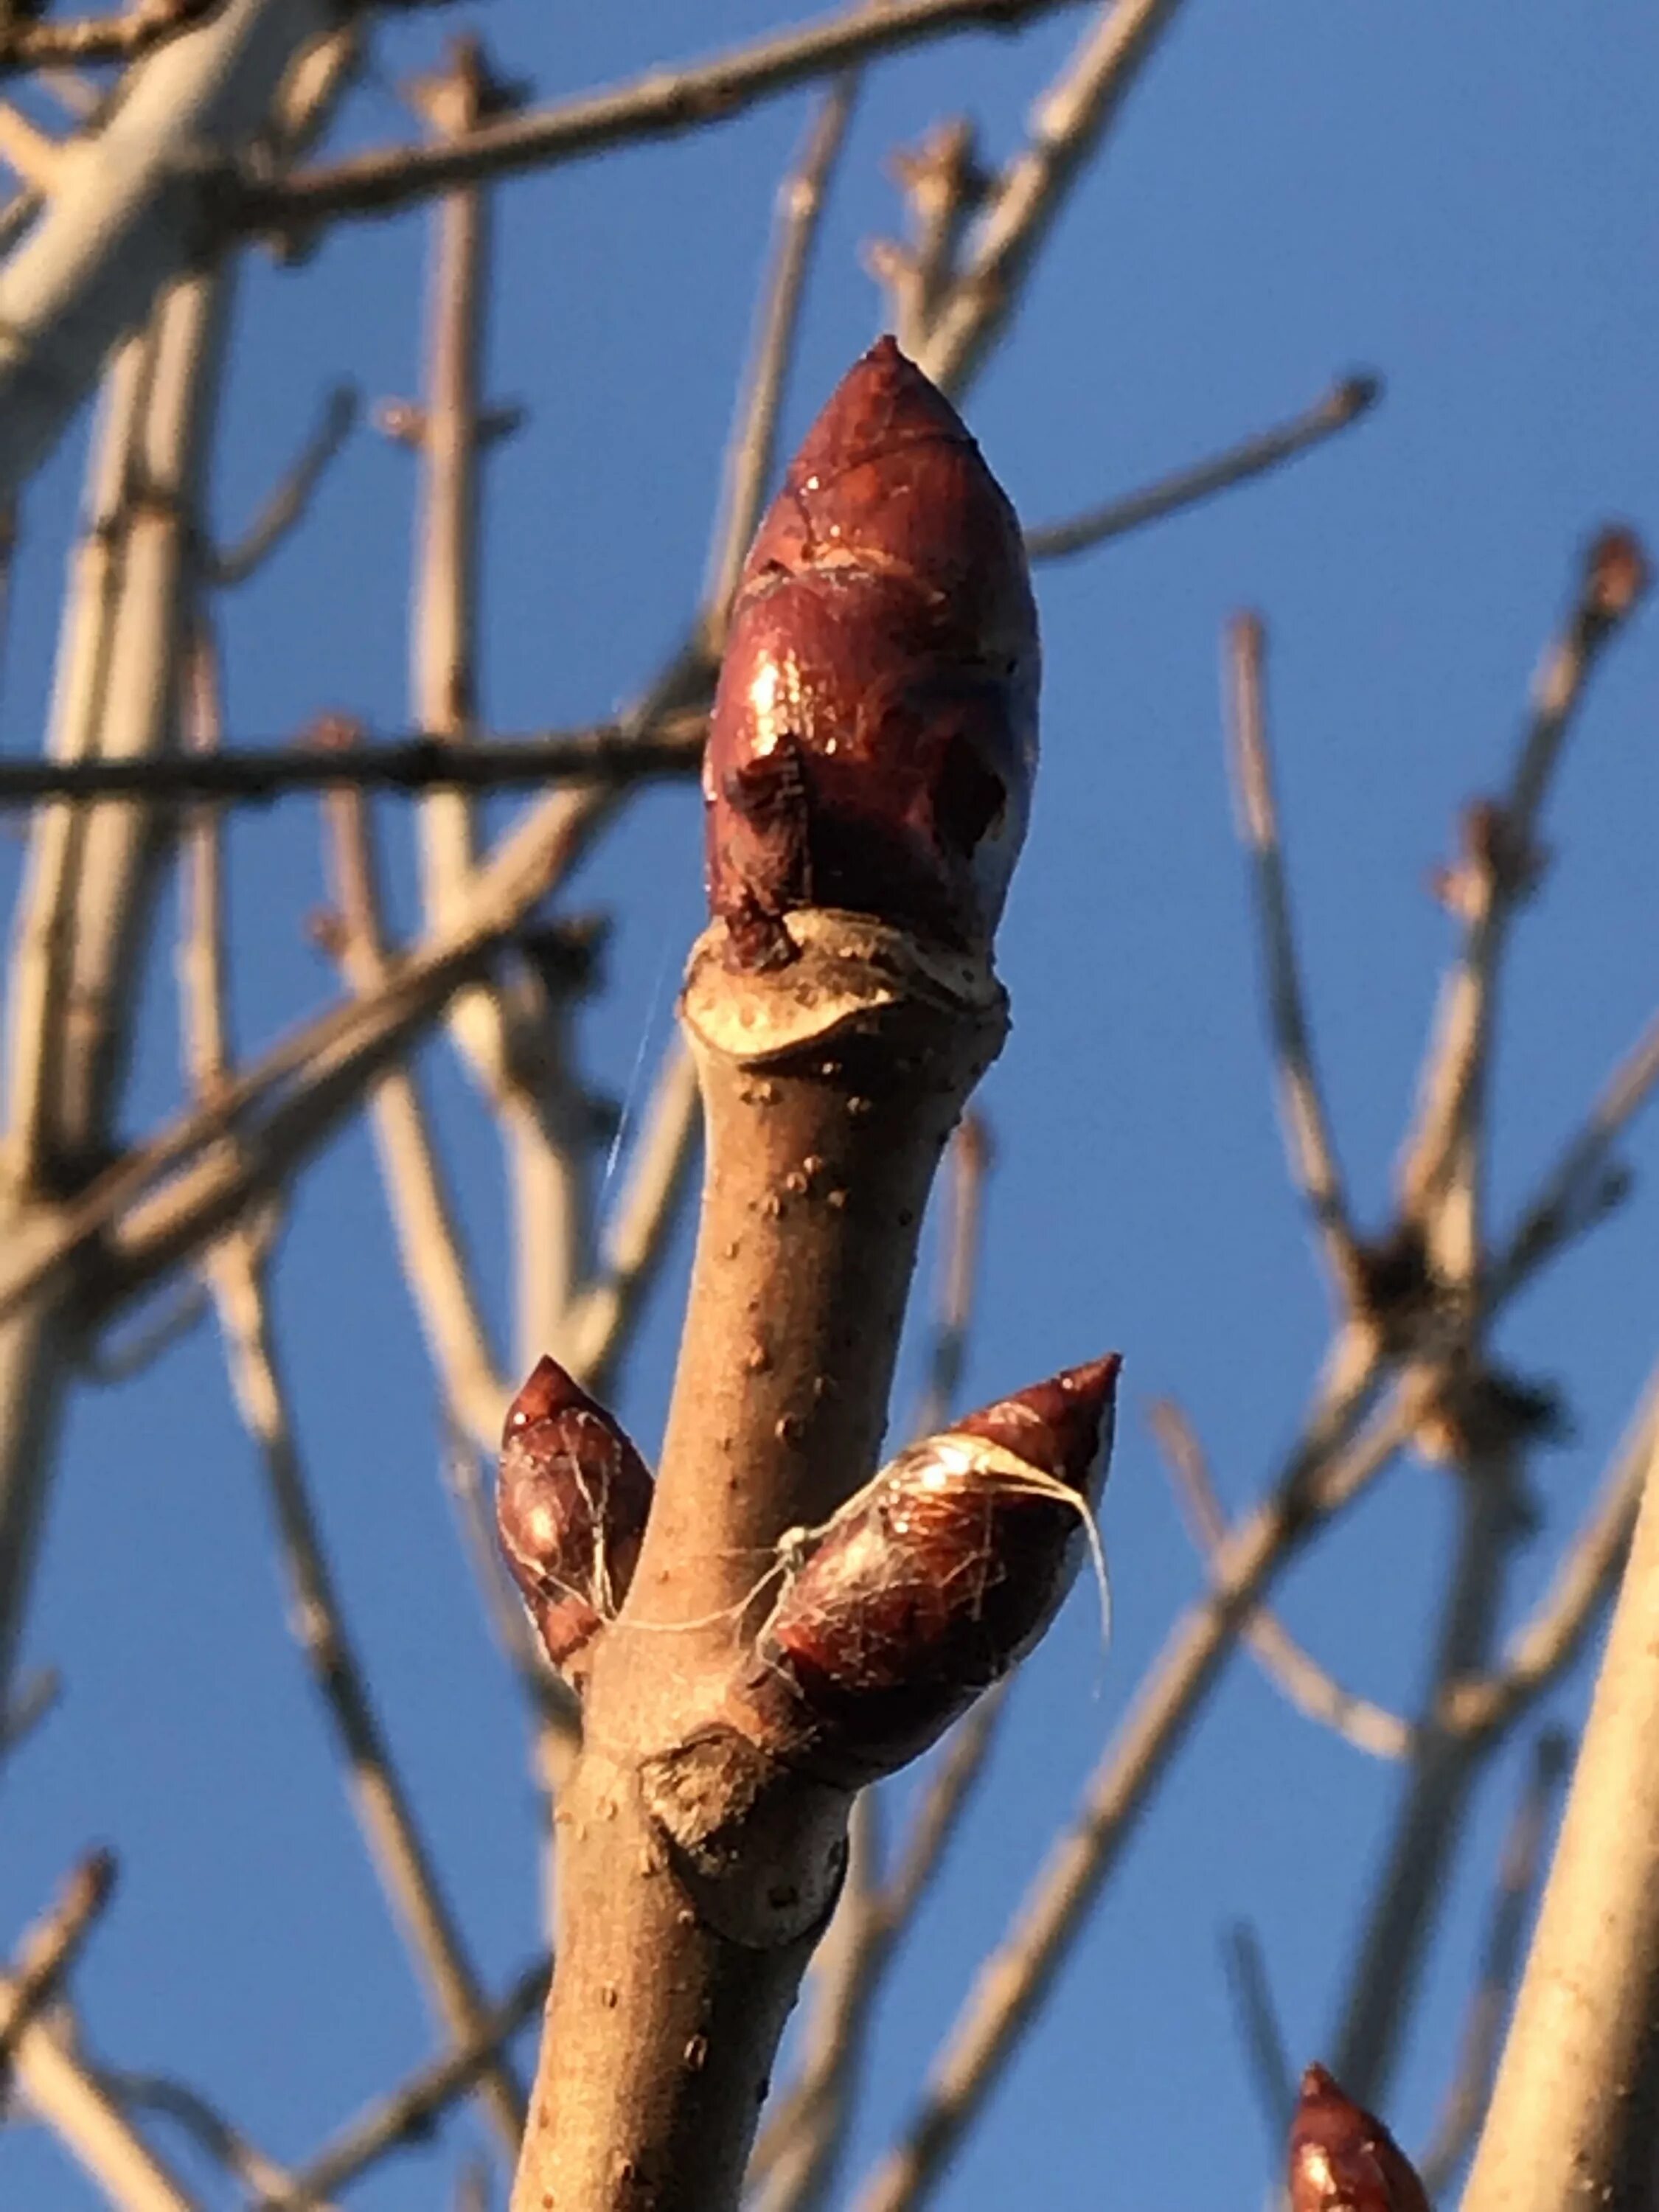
(736, 1354, 1119, 1785)
(704, 334, 1040, 965)
(495, 1355, 654, 1679)
(1287, 2065, 1430, 2212)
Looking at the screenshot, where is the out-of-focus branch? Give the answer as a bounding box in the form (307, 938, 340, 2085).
(205, 382, 358, 586)
(108, 2074, 309, 2206)
(866, 117, 987, 359)
(1222, 613, 1362, 1303)
(239, 0, 1097, 232)
(318, 771, 507, 1450)
(275, 1958, 549, 2208)
(911, 1112, 992, 1441)
(0, 712, 707, 806)
(1221, 1921, 1298, 2145)
(1148, 1397, 1409, 1761)
(181, 641, 524, 2159)
(0, 1, 219, 77)
(0, 1847, 115, 2073)
(915, 0, 1196, 396)
(1415, 1728, 1571, 2197)
(1, 1992, 202, 2212)
(1460, 1414, 1659, 2212)
(1023, 375, 1380, 562)
(703, 74, 858, 650)
(0, 1662, 60, 1758)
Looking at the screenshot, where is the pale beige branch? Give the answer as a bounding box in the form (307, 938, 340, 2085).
(1415, 1728, 1571, 2197)
(0, 1847, 116, 2073)
(1147, 1397, 1409, 1761)
(107, 2073, 311, 2206)
(866, 117, 986, 358)
(910, 1111, 992, 1443)
(1023, 374, 1379, 562)
(1222, 613, 1362, 1303)
(0, 0, 222, 77)
(1460, 1411, 1659, 2212)
(206, 381, 358, 587)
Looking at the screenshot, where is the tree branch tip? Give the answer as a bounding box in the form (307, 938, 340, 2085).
(1332, 369, 1383, 420)
(1581, 522, 1649, 630)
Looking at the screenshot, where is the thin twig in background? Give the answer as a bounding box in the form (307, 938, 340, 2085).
(0, 1848, 115, 2075)
(0, 0, 219, 77)
(703, 73, 859, 648)
(0, 712, 707, 806)
(0, 1992, 202, 2212)
(1222, 613, 1362, 1304)
(206, 383, 358, 587)
(911, 1112, 992, 1441)
(82, 1281, 211, 1384)
(1148, 1397, 1410, 1761)
(1023, 375, 1380, 562)
(108, 2074, 311, 2207)
(181, 638, 526, 2160)
(1221, 1921, 1298, 2146)
(273, 1958, 549, 2208)
(0, 1662, 60, 1759)
(239, 0, 1101, 231)
(1414, 1728, 1571, 2196)
(866, 116, 987, 358)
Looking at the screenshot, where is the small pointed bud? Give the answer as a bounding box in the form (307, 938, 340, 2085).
(495, 1356, 653, 1678)
(737, 1355, 1118, 1784)
(705, 335, 1039, 964)
(1288, 2065, 1430, 2212)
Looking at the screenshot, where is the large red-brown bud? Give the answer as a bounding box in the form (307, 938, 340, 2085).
(495, 1355, 654, 1679)
(736, 1354, 1117, 1785)
(1287, 2065, 1430, 2212)
(704, 335, 1039, 963)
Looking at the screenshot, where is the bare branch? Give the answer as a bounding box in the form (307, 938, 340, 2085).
(0, 0, 220, 78)
(0, 711, 706, 807)
(238, 0, 1098, 233)
(205, 383, 358, 587)
(1222, 612, 1362, 1304)
(0, 1848, 116, 2074)
(911, 1110, 992, 1442)
(866, 118, 987, 358)
(1148, 1397, 1410, 1761)
(1460, 1411, 1659, 2212)
(1221, 1921, 1298, 2145)
(276, 1958, 549, 2208)
(107, 2073, 310, 2206)
(703, 74, 859, 644)
(1415, 1728, 1571, 2197)
(1023, 375, 1380, 562)
(1, 1992, 202, 2211)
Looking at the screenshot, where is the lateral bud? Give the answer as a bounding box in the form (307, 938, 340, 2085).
(1287, 2064, 1430, 2212)
(495, 1355, 654, 1681)
(704, 334, 1040, 964)
(734, 1354, 1119, 1784)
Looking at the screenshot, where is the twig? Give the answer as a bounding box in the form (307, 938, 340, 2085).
(0, 1662, 61, 1756)
(0, 1990, 201, 2211)
(1023, 375, 1380, 561)
(108, 2073, 310, 2205)
(205, 383, 357, 586)
(866, 117, 987, 358)
(274, 1958, 549, 2208)
(0, 0, 220, 77)
(1415, 1729, 1571, 2196)
(703, 73, 858, 644)
(1221, 1921, 1298, 2146)
(0, 712, 706, 805)
(319, 772, 507, 1450)
(83, 1281, 211, 1382)
(1491, 1006, 1659, 1301)
(1459, 1411, 1659, 2212)
(181, 642, 525, 2158)
(1444, 1371, 1657, 1744)
(564, 1035, 703, 1397)
(1148, 1397, 1409, 1761)
(1222, 613, 1362, 1303)
(238, 0, 1097, 232)
(0, 1848, 116, 2074)
(915, 0, 1197, 395)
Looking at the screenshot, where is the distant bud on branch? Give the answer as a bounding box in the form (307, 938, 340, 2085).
(735, 1354, 1119, 1784)
(705, 335, 1039, 963)
(1287, 2064, 1430, 2212)
(495, 1356, 654, 1679)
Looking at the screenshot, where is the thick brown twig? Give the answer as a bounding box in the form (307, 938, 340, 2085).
(206, 383, 358, 586)
(0, 0, 218, 77)
(1023, 375, 1380, 562)
(238, 0, 1097, 232)
(108, 2073, 309, 2205)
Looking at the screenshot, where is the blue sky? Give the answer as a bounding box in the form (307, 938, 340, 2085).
(2, 2, 1656, 2205)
